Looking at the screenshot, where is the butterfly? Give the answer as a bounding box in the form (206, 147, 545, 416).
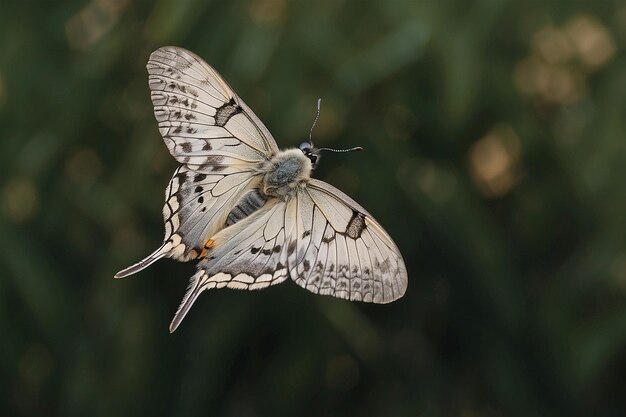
(115, 46, 407, 332)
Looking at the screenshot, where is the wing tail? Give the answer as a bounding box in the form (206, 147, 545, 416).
(114, 243, 171, 279)
(169, 270, 206, 333)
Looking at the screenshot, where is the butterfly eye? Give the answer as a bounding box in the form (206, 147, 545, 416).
(299, 142, 312, 152)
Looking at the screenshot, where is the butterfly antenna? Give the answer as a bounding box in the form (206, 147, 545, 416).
(309, 98, 322, 144)
(318, 146, 364, 153)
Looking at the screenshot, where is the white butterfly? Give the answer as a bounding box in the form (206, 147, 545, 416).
(115, 46, 408, 332)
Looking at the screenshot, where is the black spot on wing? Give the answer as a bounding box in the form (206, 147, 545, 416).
(176, 171, 188, 183)
(215, 98, 242, 127)
(206, 164, 227, 172)
(345, 211, 366, 239)
(198, 155, 226, 172)
(322, 234, 335, 243)
(376, 258, 391, 274)
(287, 241, 297, 255)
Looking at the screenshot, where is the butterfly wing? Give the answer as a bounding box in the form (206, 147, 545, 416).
(147, 46, 279, 169)
(115, 47, 277, 278)
(169, 198, 296, 332)
(288, 179, 407, 303)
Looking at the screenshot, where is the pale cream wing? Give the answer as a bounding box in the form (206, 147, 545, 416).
(115, 165, 260, 278)
(147, 46, 279, 173)
(116, 46, 277, 278)
(287, 179, 407, 303)
(168, 198, 297, 332)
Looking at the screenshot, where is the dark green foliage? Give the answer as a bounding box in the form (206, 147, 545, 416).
(1, 1, 626, 416)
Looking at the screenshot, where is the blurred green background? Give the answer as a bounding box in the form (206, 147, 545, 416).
(2, 0, 626, 416)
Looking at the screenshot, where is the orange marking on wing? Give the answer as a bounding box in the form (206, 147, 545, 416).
(199, 239, 215, 258)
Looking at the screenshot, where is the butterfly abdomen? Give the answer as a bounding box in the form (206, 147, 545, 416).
(262, 149, 312, 198)
(226, 189, 267, 226)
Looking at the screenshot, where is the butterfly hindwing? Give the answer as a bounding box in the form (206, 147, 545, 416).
(163, 166, 262, 257)
(114, 166, 261, 278)
(169, 199, 295, 332)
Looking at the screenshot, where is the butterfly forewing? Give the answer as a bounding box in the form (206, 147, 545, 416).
(147, 46, 278, 171)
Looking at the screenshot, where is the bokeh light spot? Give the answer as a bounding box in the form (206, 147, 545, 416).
(248, 0, 286, 25)
(468, 124, 522, 198)
(65, 147, 103, 188)
(414, 160, 457, 204)
(565, 16, 616, 70)
(3, 177, 40, 223)
(65, 0, 129, 50)
(513, 15, 615, 107)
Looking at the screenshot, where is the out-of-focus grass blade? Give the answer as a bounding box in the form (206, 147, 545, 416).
(335, 20, 431, 95)
(0, 218, 69, 340)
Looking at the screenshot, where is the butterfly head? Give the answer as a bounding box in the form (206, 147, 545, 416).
(299, 141, 321, 170)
